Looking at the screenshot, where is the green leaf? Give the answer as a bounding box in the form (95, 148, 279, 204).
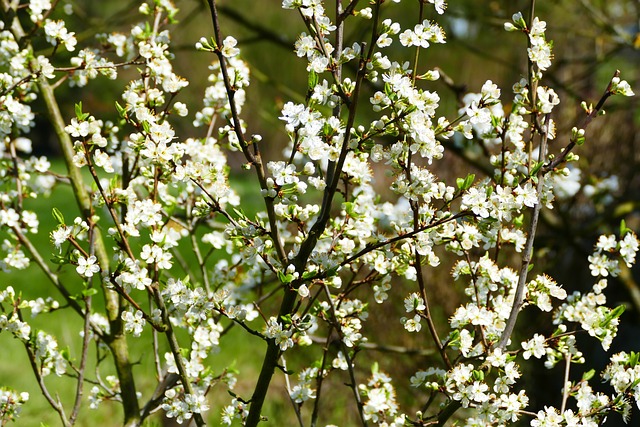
(530, 160, 544, 177)
(628, 351, 638, 368)
(384, 82, 393, 97)
(485, 185, 494, 197)
(620, 219, 630, 236)
(472, 370, 485, 381)
(457, 174, 476, 191)
(343, 202, 356, 217)
(582, 369, 595, 381)
(308, 70, 318, 92)
(464, 173, 475, 190)
(82, 288, 98, 297)
(601, 305, 625, 327)
(50, 255, 67, 265)
(444, 330, 460, 349)
(52, 207, 65, 225)
(611, 304, 625, 319)
(115, 101, 126, 118)
(60, 347, 71, 360)
(513, 214, 524, 228)
(277, 270, 288, 284)
(302, 270, 316, 280)
(74, 102, 89, 120)
(324, 266, 338, 278)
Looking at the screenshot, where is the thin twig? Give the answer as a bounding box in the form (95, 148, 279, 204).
(542, 70, 619, 174)
(206, 0, 288, 266)
(280, 356, 305, 427)
(21, 329, 71, 427)
(560, 351, 571, 413)
(308, 335, 437, 356)
(69, 296, 93, 424)
(331, 211, 472, 275)
(321, 284, 368, 426)
(496, 108, 552, 350)
(151, 284, 206, 427)
(310, 332, 332, 427)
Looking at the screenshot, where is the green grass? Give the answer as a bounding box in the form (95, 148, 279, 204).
(0, 163, 297, 426)
(1, 170, 130, 425)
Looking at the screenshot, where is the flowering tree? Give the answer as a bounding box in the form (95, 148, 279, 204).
(0, 0, 638, 426)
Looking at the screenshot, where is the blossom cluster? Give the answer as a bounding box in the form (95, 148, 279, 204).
(0, 387, 29, 424)
(0, 1, 637, 426)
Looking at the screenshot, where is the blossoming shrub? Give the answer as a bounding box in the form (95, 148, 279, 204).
(0, 0, 638, 426)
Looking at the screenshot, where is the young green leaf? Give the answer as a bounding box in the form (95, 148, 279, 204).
(52, 207, 65, 225)
(582, 369, 595, 381)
